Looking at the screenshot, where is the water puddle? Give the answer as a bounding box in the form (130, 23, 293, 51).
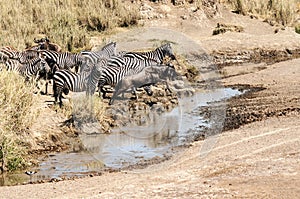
(0, 88, 243, 186)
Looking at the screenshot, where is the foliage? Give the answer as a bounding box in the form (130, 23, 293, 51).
(0, 71, 37, 172)
(0, 0, 140, 51)
(225, 0, 299, 26)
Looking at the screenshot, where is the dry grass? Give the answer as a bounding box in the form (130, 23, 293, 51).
(0, 71, 37, 172)
(225, 0, 299, 26)
(0, 0, 140, 51)
(53, 93, 109, 132)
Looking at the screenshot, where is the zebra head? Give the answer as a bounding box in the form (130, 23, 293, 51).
(100, 41, 117, 57)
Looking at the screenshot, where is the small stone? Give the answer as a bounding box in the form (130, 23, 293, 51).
(180, 15, 188, 20)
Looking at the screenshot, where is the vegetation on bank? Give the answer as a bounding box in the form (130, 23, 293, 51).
(225, 0, 299, 27)
(0, 71, 37, 173)
(0, 0, 140, 51)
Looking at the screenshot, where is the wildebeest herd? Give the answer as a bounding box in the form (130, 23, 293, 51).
(0, 37, 179, 107)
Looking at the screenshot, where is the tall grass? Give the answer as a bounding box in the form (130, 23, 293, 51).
(0, 71, 37, 172)
(53, 93, 109, 132)
(0, 0, 140, 51)
(226, 0, 299, 26)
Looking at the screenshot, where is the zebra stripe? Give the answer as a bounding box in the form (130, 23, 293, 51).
(98, 55, 159, 98)
(5, 57, 50, 80)
(99, 43, 175, 96)
(0, 48, 39, 64)
(122, 43, 176, 64)
(53, 59, 106, 107)
(41, 50, 84, 73)
(80, 42, 117, 64)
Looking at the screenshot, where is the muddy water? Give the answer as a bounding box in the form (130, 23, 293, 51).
(0, 88, 242, 186)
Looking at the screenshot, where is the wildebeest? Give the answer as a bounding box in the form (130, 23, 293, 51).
(109, 64, 179, 105)
(32, 37, 62, 52)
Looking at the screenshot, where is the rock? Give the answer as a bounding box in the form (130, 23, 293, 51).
(140, 3, 153, 12)
(170, 80, 185, 89)
(160, 5, 171, 13)
(180, 15, 188, 20)
(190, 6, 198, 12)
(171, 0, 185, 6)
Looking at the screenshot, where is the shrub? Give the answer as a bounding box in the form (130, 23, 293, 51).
(0, 71, 37, 172)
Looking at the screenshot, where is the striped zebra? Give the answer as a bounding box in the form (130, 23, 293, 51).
(4, 56, 50, 80)
(40, 50, 85, 73)
(80, 42, 117, 65)
(97, 43, 177, 97)
(98, 55, 160, 98)
(53, 58, 106, 107)
(0, 48, 39, 64)
(121, 43, 176, 64)
(4, 55, 51, 94)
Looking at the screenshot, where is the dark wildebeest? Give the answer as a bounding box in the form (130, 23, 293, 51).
(30, 37, 62, 52)
(109, 64, 179, 105)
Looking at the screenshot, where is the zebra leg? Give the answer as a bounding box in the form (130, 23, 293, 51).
(132, 87, 138, 100)
(53, 81, 58, 104)
(98, 82, 107, 99)
(43, 73, 49, 95)
(74, 65, 79, 73)
(101, 87, 107, 98)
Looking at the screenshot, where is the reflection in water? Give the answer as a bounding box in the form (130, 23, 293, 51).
(0, 88, 242, 186)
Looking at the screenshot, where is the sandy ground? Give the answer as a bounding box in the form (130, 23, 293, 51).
(1, 3, 300, 198)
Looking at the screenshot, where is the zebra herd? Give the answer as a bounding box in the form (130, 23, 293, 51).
(0, 37, 178, 107)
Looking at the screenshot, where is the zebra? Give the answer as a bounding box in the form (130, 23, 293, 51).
(40, 50, 85, 73)
(4, 55, 51, 93)
(98, 43, 177, 97)
(53, 58, 106, 107)
(0, 48, 39, 64)
(121, 43, 176, 64)
(4, 56, 50, 80)
(80, 42, 117, 66)
(98, 55, 160, 98)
